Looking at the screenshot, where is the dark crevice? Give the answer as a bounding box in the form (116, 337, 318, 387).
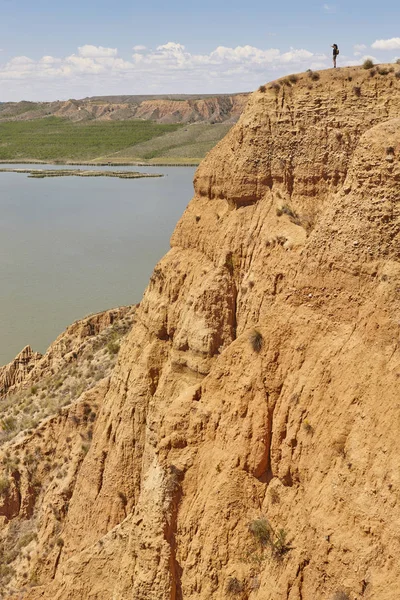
(52, 546, 63, 580)
(164, 466, 184, 600)
(297, 559, 310, 600)
(95, 450, 108, 498)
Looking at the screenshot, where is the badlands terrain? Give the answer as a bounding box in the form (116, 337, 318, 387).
(1, 63, 400, 599)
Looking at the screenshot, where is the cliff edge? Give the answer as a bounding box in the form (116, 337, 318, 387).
(1, 64, 400, 600)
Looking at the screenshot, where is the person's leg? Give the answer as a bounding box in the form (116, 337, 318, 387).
(333, 55, 336, 68)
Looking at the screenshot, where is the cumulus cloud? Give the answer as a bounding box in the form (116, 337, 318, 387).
(353, 43, 367, 56)
(78, 45, 118, 58)
(132, 43, 324, 71)
(133, 45, 146, 51)
(0, 42, 329, 101)
(371, 37, 400, 50)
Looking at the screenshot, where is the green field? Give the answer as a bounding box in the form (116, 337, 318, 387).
(0, 117, 183, 162)
(0, 117, 233, 164)
(102, 122, 231, 164)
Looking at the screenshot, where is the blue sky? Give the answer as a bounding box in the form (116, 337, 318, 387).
(0, 0, 399, 100)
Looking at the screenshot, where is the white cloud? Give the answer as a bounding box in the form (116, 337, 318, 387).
(133, 45, 146, 51)
(353, 43, 367, 56)
(372, 38, 400, 50)
(78, 45, 118, 58)
(323, 4, 337, 13)
(0, 42, 330, 101)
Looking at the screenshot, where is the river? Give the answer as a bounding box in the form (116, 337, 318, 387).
(0, 164, 196, 365)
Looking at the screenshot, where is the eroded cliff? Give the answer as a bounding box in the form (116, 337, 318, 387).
(0, 94, 249, 124)
(1, 64, 400, 600)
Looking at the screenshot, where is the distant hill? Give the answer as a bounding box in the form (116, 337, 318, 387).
(0, 93, 249, 125)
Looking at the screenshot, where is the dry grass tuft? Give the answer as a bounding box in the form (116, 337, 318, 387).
(249, 330, 263, 353)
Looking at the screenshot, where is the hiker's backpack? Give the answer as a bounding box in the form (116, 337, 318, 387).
(336, 48, 340, 55)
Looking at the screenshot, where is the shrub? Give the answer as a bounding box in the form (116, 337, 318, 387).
(332, 592, 350, 600)
(308, 70, 320, 81)
(395, 71, 400, 79)
(396, 58, 400, 65)
(249, 330, 263, 353)
(118, 491, 127, 506)
(56, 537, 64, 548)
(363, 59, 374, 69)
(249, 518, 291, 559)
(0, 477, 10, 495)
(378, 67, 389, 75)
(258, 84, 266, 93)
(107, 340, 120, 355)
(248, 518, 272, 546)
(1, 416, 17, 432)
(269, 487, 280, 504)
(303, 420, 313, 434)
(353, 86, 361, 97)
(369, 68, 376, 77)
(289, 74, 298, 83)
(281, 204, 299, 221)
(226, 577, 244, 595)
(30, 386, 38, 395)
(270, 82, 280, 92)
(272, 528, 290, 558)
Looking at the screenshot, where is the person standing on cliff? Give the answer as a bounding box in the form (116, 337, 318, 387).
(332, 44, 339, 68)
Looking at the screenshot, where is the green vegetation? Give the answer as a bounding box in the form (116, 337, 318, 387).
(0, 117, 182, 162)
(248, 518, 291, 559)
(104, 122, 231, 164)
(248, 518, 272, 546)
(0, 118, 233, 164)
(0, 168, 162, 179)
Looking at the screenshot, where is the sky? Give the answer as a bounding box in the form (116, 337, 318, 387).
(0, 0, 399, 101)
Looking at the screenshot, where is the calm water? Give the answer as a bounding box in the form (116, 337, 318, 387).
(0, 165, 196, 365)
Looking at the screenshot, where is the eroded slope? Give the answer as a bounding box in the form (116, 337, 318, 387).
(1, 65, 400, 600)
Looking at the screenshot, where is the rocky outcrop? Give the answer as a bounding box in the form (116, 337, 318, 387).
(0, 307, 133, 399)
(0, 346, 42, 398)
(1, 64, 400, 600)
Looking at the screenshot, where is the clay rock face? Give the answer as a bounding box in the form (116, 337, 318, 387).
(2, 66, 400, 600)
(134, 95, 249, 124)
